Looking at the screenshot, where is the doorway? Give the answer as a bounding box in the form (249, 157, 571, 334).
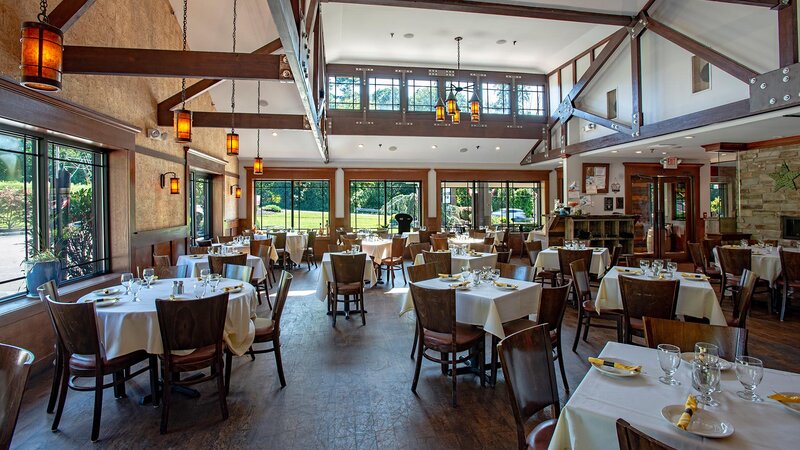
(629, 175, 695, 260)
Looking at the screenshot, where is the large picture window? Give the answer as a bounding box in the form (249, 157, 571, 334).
(350, 180, 421, 233)
(0, 127, 108, 300)
(441, 180, 543, 231)
(407, 79, 439, 112)
(189, 172, 212, 242)
(368, 77, 401, 111)
(254, 180, 329, 231)
(482, 82, 511, 114)
(517, 84, 545, 115)
(328, 76, 361, 110)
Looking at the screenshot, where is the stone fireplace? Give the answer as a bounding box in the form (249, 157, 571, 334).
(782, 216, 800, 240)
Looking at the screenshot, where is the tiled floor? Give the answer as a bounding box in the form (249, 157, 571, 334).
(10, 258, 800, 449)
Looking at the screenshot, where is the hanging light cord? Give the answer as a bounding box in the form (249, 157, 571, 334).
(38, 0, 49, 23)
(230, 0, 237, 133)
(180, 0, 188, 109)
(256, 81, 261, 158)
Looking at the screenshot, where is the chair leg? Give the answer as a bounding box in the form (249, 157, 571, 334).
(91, 373, 104, 441)
(410, 321, 418, 359)
(411, 336, 424, 393)
(556, 339, 569, 393)
(440, 352, 449, 375)
(781, 287, 788, 321)
(160, 369, 171, 434)
(360, 292, 366, 326)
(47, 349, 62, 414)
(216, 358, 229, 420)
(582, 316, 592, 342)
(401, 262, 407, 285)
(249, 346, 256, 362)
(225, 351, 233, 395)
(332, 293, 339, 328)
(263, 279, 273, 309)
(149, 355, 160, 407)
(478, 340, 485, 388)
(572, 311, 584, 352)
(51, 363, 69, 432)
(451, 348, 458, 408)
(491, 335, 499, 386)
(274, 337, 287, 388)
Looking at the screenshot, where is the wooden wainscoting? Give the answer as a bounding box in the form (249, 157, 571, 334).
(131, 225, 189, 270)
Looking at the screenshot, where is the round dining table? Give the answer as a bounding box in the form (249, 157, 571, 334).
(77, 278, 258, 358)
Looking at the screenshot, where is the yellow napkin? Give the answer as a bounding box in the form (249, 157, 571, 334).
(676, 395, 698, 430)
(769, 393, 800, 403)
(95, 297, 119, 303)
(681, 272, 708, 280)
(493, 281, 518, 289)
(615, 268, 643, 275)
(222, 284, 243, 292)
(449, 281, 469, 289)
(438, 273, 461, 279)
(588, 357, 641, 373)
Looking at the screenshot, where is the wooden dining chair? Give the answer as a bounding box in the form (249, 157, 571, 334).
(609, 244, 623, 269)
(557, 248, 592, 288)
(188, 246, 208, 255)
(571, 259, 622, 352)
(155, 293, 229, 434)
(226, 271, 293, 392)
(469, 229, 486, 239)
(408, 242, 431, 261)
(153, 254, 171, 268)
(0, 344, 34, 450)
(497, 324, 560, 450)
(340, 237, 362, 252)
(48, 296, 157, 441)
(381, 236, 408, 287)
(496, 230, 511, 253)
(431, 236, 449, 252)
(418, 230, 433, 245)
(702, 238, 722, 264)
(526, 241, 557, 286)
(717, 247, 768, 306)
(422, 250, 452, 275)
(272, 232, 288, 268)
(208, 253, 247, 275)
(469, 243, 493, 253)
(37, 280, 63, 414)
(618, 277, 679, 344)
(328, 244, 345, 253)
(154, 265, 190, 279)
(497, 263, 535, 282)
(730, 269, 757, 330)
(483, 235, 496, 246)
(626, 253, 654, 269)
(496, 250, 512, 264)
(330, 253, 367, 327)
(409, 283, 485, 407)
(776, 247, 800, 321)
(223, 264, 254, 284)
(407, 263, 439, 360)
(616, 418, 676, 450)
(688, 242, 721, 290)
(254, 244, 274, 308)
(196, 238, 213, 247)
(643, 317, 748, 361)
(216, 235, 235, 244)
(252, 238, 277, 285)
(303, 230, 318, 270)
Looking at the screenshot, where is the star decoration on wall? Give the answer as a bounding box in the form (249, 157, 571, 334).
(770, 161, 800, 192)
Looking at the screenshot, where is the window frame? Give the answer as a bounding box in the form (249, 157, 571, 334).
(367, 77, 401, 111)
(481, 82, 512, 115)
(406, 78, 439, 112)
(328, 76, 362, 110)
(440, 180, 543, 231)
(189, 171, 213, 242)
(349, 180, 422, 233)
(516, 84, 546, 116)
(253, 179, 330, 231)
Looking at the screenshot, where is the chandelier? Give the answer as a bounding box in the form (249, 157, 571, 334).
(435, 37, 480, 124)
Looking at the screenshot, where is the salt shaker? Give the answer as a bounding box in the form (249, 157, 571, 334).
(177, 281, 184, 295)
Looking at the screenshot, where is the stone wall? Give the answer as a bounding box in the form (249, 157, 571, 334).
(738, 145, 800, 242)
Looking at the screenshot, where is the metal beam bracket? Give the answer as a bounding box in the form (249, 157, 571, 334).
(749, 63, 800, 112)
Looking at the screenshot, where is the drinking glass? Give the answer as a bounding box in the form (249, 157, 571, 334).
(657, 344, 681, 385)
(651, 259, 664, 275)
(491, 268, 500, 281)
(472, 269, 482, 285)
(692, 359, 721, 406)
(121, 272, 133, 295)
(200, 268, 211, 283)
(461, 265, 471, 279)
(735, 356, 764, 402)
(667, 261, 678, 274)
(694, 342, 720, 364)
(353, 244, 361, 253)
(639, 259, 650, 274)
(143, 268, 155, 289)
(193, 282, 206, 299)
(209, 274, 222, 292)
(130, 278, 143, 302)
(740, 239, 749, 248)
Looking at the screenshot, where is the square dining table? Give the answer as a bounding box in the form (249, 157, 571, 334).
(533, 246, 611, 275)
(413, 251, 499, 274)
(315, 251, 377, 301)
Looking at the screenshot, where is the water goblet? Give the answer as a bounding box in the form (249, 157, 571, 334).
(667, 261, 678, 275)
(193, 282, 206, 299)
(121, 272, 133, 295)
(143, 268, 155, 289)
(657, 344, 682, 385)
(639, 259, 650, 275)
(740, 239, 749, 248)
(694, 342, 720, 364)
(652, 259, 664, 274)
(130, 278, 143, 302)
(491, 268, 500, 281)
(692, 359, 721, 406)
(209, 274, 222, 292)
(461, 265, 471, 279)
(735, 356, 764, 402)
(472, 269, 482, 285)
(200, 268, 211, 284)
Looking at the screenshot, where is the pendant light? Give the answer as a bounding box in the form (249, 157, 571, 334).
(19, 0, 63, 92)
(226, 0, 240, 156)
(452, 107, 461, 124)
(469, 90, 480, 123)
(436, 37, 479, 124)
(174, 0, 192, 143)
(434, 97, 446, 122)
(253, 80, 264, 175)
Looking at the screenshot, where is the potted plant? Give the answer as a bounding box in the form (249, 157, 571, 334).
(23, 249, 61, 298)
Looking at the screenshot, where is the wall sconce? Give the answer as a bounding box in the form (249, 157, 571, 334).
(160, 172, 180, 194)
(230, 184, 241, 199)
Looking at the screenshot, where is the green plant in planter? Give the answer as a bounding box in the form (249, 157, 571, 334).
(23, 248, 62, 298)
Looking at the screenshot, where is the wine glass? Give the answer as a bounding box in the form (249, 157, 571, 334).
(472, 269, 482, 285)
(200, 268, 211, 283)
(692, 359, 721, 406)
(461, 265, 471, 280)
(667, 261, 678, 275)
(209, 274, 222, 292)
(130, 278, 143, 302)
(639, 259, 650, 275)
(657, 344, 681, 385)
(121, 272, 133, 295)
(491, 268, 500, 281)
(694, 342, 720, 365)
(735, 356, 764, 402)
(143, 268, 155, 289)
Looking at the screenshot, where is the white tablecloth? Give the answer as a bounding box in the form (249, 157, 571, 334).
(597, 267, 727, 326)
(549, 342, 800, 450)
(448, 238, 486, 247)
(176, 254, 268, 279)
(413, 252, 498, 275)
(254, 232, 308, 261)
(533, 247, 610, 275)
(78, 278, 257, 358)
(486, 230, 505, 245)
(212, 243, 251, 254)
(361, 239, 393, 261)
(315, 252, 377, 301)
(400, 277, 542, 339)
(402, 232, 420, 246)
(713, 246, 786, 287)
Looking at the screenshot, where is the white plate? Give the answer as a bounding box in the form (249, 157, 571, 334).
(680, 352, 733, 371)
(221, 286, 243, 293)
(92, 287, 120, 296)
(661, 405, 734, 438)
(494, 283, 519, 290)
(450, 284, 471, 291)
(589, 358, 640, 377)
(772, 392, 800, 416)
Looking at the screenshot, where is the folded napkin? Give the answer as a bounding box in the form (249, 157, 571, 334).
(438, 273, 461, 279)
(94, 297, 119, 303)
(493, 281, 518, 289)
(95, 289, 116, 295)
(588, 357, 641, 373)
(449, 281, 469, 289)
(615, 268, 643, 275)
(681, 272, 708, 280)
(769, 393, 800, 403)
(222, 284, 243, 292)
(676, 395, 698, 430)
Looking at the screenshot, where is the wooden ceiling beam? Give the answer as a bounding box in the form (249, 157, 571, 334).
(321, 0, 633, 26)
(47, 0, 96, 32)
(63, 46, 281, 79)
(705, 0, 786, 8)
(701, 142, 748, 152)
(779, 1, 799, 66)
(564, 27, 630, 104)
(169, 112, 307, 129)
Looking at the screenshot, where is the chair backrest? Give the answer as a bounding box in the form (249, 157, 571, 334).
(241, 229, 253, 237)
(501, 230, 510, 245)
(391, 236, 407, 258)
(469, 230, 486, 239)
(328, 244, 345, 253)
(154, 265, 190, 279)
(256, 243, 273, 267)
(495, 250, 512, 264)
(718, 247, 751, 277)
(340, 237, 362, 251)
(156, 292, 229, 352)
(408, 242, 431, 260)
(525, 240, 543, 267)
(46, 296, 103, 359)
(497, 324, 561, 450)
(217, 235, 234, 244)
(610, 245, 623, 268)
(626, 253, 654, 269)
(702, 238, 721, 265)
(619, 276, 679, 322)
(569, 259, 592, 303)
(731, 269, 758, 329)
(408, 263, 439, 283)
(270, 271, 293, 328)
(497, 263, 535, 282)
(331, 253, 367, 285)
(306, 230, 316, 249)
(188, 246, 209, 255)
(537, 283, 571, 334)
(37, 281, 62, 350)
(483, 236, 495, 246)
(272, 232, 287, 250)
(0, 343, 34, 450)
(779, 247, 800, 284)
(422, 251, 452, 275)
(394, 213, 413, 233)
(408, 283, 455, 336)
(643, 317, 747, 361)
(469, 243, 493, 253)
(431, 236, 449, 251)
(558, 248, 592, 277)
(418, 230, 433, 244)
(208, 253, 247, 275)
(154, 254, 171, 267)
(616, 418, 676, 450)
(196, 238, 213, 247)
(687, 242, 706, 273)
(223, 264, 253, 282)
(250, 237, 272, 256)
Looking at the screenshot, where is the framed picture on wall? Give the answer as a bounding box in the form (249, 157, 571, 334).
(582, 163, 610, 194)
(604, 197, 613, 211)
(606, 89, 617, 119)
(616, 197, 624, 209)
(691, 55, 711, 93)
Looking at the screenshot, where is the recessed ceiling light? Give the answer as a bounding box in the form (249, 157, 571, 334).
(495, 146, 500, 151)
(404, 33, 414, 39)
(459, 147, 468, 153)
(358, 144, 364, 148)
(496, 39, 507, 45)
(684, 136, 693, 139)
(635, 150, 643, 154)
(431, 145, 438, 149)
(258, 99, 269, 107)
(272, 132, 278, 137)
(611, 150, 618, 153)
(662, 152, 667, 155)
(389, 146, 398, 152)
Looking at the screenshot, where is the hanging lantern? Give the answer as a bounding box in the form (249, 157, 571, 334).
(19, 0, 63, 92)
(445, 90, 458, 116)
(174, 109, 192, 143)
(253, 156, 264, 175)
(226, 132, 239, 156)
(452, 107, 461, 124)
(435, 97, 446, 122)
(469, 91, 480, 123)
